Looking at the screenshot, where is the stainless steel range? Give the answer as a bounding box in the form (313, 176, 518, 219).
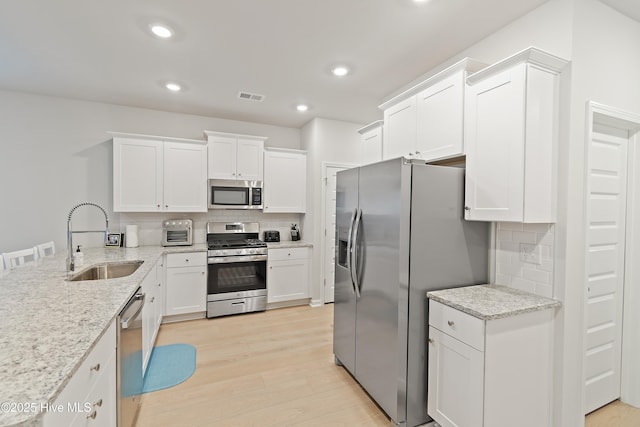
(206, 222, 267, 318)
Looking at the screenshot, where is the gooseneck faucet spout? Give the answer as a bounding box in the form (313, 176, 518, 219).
(67, 202, 109, 273)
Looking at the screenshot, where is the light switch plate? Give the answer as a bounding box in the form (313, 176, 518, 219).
(520, 243, 542, 265)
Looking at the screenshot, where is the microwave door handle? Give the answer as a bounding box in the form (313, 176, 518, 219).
(351, 209, 362, 298)
(347, 208, 358, 295)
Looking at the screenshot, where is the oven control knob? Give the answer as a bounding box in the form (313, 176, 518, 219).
(249, 249, 256, 254)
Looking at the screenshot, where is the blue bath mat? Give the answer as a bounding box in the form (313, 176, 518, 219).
(143, 343, 196, 394)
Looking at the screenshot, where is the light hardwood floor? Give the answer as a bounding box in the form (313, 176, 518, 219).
(136, 304, 390, 426)
(586, 400, 640, 427)
(137, 303, 638, 427)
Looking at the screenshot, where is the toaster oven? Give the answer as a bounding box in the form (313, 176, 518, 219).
(162, 219, 193, 246)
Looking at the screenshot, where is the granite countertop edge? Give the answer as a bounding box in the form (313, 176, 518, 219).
(266, 241, 313, 249)
(0, 244, 207, 427)
(427, 284, 562, 321)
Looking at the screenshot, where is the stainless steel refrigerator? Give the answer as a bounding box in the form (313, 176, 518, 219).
(333, 158, 489, 427)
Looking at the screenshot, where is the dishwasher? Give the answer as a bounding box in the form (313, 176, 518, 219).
(118, 287, 145, 427)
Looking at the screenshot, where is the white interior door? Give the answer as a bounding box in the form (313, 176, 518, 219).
(584, 127, 629, 414)
(324, 166, 349, 303)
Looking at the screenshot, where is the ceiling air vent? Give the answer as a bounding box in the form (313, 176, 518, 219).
(238, 91, 265, 102)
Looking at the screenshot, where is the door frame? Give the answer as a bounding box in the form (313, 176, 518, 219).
(321, 162, 357, 304)
(583, 101, 640, 410)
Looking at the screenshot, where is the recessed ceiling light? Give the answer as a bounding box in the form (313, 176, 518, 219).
(165, 82, 181, 92)
(296, 104, 309, 112)
(332, 66, 349, 77)
(151, 24, 173, 38)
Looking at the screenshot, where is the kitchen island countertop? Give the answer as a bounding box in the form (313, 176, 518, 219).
(427, 284, 561, 320)
(0, 244, 206, 427)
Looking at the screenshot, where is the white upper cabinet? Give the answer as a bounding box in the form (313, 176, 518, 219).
(383, 97, 416, 160)
(113, 134, 207, 213)
(380, 58, 486, 162)
(205, 131, 265, 181)
(358, 121, 383, 165)
(263, 148, 307, 213)
(464, 48, 568, 223)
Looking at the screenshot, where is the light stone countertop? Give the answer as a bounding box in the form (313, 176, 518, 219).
(0, 244, 206, 427)
(266, 240, 313, 249)
(427, 284, 561, 320)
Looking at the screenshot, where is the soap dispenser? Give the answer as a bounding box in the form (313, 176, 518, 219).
(74, 245, 84, 267)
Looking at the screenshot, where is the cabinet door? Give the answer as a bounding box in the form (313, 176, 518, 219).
(383, 97, 416, 160)
(208, 135, 237, 179)
(154, 258, 165, 330)
(263, 150, 306, 213)
(113, 137, 163, 212)
(163, 142, 207, 212)
(428, 327, 484, 427)
(267, 258, 309, 303)
(464, 64, 526, 222)
(165, 266, 207, 316)
(77, 352, 116, 427)
(236, 139, 264, 181)
(416, 72, 465, 161)
(360, 127, 383, 165)
(141, 265, 157, 374)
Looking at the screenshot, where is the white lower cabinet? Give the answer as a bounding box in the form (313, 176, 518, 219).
(267, 247, 310, 303)
(141, 260, 163, 374)
(164, 252, 207, 318)
(427, 300, 553, 427)
(44, 321, 116, 427)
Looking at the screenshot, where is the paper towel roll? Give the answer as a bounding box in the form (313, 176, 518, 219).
(125, 225, 139, 248)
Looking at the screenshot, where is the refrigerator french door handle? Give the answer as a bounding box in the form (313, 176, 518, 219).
(351, 208, 362, 298)
(347, 208, 358, 295)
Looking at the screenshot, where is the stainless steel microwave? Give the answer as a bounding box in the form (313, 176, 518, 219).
(208, 179, 263, 210)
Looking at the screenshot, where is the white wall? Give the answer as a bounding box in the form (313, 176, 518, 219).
(301, 117, 363, 305)
(0, 89, 300, 253)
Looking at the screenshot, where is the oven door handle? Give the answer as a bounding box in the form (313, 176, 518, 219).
(208, 254, 267, 264)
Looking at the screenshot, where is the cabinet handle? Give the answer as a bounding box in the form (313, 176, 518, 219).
(93, 399, 103, 407)
(447, 320, 455, 327)
(464, 206, 470, 211)
(428, 338, 434, 344)
(150, 297, 155, 303)
(86, 410, 97, 420)
(90, 363, 100, 372)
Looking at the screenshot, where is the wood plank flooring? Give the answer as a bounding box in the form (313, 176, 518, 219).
(586, 400, 640, 427)
(136, 304, 390, 426)
(137, 303, 640, 427)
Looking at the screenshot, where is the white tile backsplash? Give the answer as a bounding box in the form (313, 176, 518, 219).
(495, 222, 555, 298)
(117, 211, 303, 246)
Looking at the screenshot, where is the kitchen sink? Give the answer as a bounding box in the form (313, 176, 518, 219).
(67, 260, 144, 281)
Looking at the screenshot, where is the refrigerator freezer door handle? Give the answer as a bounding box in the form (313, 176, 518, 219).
(347, 208, 358, 295)
(351, 208, 362, 298)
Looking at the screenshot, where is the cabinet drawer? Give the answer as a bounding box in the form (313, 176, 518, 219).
(166, 252, 206, 268)
(268, 247, 308, 261)
(429, 300, 484, 351)
(45, 321, 116, 426)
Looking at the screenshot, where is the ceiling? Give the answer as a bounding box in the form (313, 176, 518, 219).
(600, 0, 640, 23)
(0, 0, 553, 129)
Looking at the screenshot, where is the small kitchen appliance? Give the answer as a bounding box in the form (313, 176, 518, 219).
(208, 179, 263, 210)
(263, 230, 280, 242)
(206, 222, 267, 318)
(161, 219, 193, 247)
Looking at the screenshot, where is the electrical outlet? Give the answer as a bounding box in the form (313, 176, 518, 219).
(520, 243, 542, 265)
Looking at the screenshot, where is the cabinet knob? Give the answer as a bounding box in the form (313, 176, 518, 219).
(93, 399, 103, 407)
(86, 410, 97, 420)
(185, 259, 189, 262)
(428, 338, 434, 344)
(201, 271, 205, 275)
(447, 320, 455, 327)
(464, 206, 470, 211)
(150, 296, 155, 303)
(165, 204, 168, 208)
(90, 363, 100, 372)
(157, 204, 161, 208)
(238, 173, 242, 176)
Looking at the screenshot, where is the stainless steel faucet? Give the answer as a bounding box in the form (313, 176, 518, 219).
(67, 202, 109, 273)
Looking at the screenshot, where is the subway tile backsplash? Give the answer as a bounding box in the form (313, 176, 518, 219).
(117, 211, 303, 246)
(495, 222, 555, 298)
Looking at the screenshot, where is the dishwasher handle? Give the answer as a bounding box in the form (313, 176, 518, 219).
(121, 292, 145, 329)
